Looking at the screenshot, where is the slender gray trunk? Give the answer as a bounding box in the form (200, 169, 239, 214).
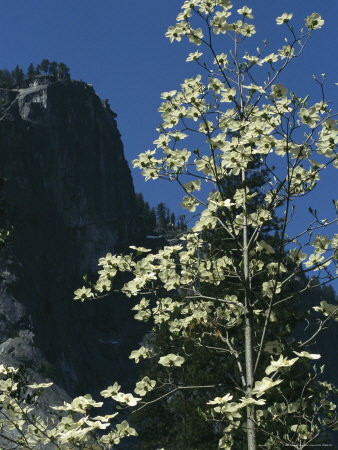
(242, 168, 256, 450)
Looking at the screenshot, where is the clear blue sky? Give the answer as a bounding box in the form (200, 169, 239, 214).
(1, 0, 337, 286)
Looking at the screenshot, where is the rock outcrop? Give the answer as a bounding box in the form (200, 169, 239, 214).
(0, 76, 144, 399)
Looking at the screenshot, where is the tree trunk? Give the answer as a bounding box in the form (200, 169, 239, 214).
(242, 168, 256, 450)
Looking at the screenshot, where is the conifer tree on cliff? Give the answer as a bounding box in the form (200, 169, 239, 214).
(57, 62, 70, 80)
(27, 63, 35, 79)
(48, 61, 58, 77)
(0, 69, 14, 88)
(0, 2, 337, 449)
(11, 65, 24, 86)
(39, 59, 50, 75)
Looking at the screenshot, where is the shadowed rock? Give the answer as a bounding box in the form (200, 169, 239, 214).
(0, 77, 144, 400)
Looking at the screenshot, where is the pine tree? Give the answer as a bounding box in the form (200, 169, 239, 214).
(27, 63, 35, 79)
(0, 70, 6, 88)
(57, 62, 70, 80)
(136, 193, 157, 235)
(149, 208, 157, 233)
(0, 69, 14, 88)
(12, 65, 24, 86)
(39, 59, 49, 74)
(48, 61, 58, 76)
(156, 202, 169, 233)
(176, 214, 186, 230)
(170, 212, 176, 228)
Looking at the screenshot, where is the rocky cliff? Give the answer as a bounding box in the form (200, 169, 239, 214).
(0, 76, 144, 399)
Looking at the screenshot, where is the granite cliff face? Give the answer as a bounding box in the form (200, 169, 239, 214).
(0, 76, 144, 398)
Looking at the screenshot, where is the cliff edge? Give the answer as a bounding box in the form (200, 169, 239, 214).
(0, 76, 143, 398)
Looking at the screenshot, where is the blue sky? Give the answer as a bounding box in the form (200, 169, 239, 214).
(1, 0, 337, 287)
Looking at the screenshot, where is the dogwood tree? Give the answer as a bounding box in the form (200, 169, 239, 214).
(1, 1, 337, 449)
